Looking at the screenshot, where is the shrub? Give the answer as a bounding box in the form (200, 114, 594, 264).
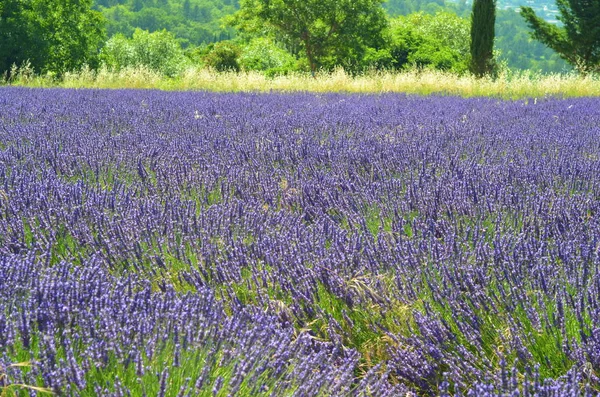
(100, 29, 186, 77)
(388, 12, 471, 73)
(239, 38, 297, 76)
(202, 41, 242, 72)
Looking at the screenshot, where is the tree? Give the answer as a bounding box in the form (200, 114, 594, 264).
(387, 12, 471, 73)
(470, 0, 496, 77)
(183, 0, 191, 18)
(0, 0, 44, 74)
(38, 0, 106, 74)
(520, 0, 600, 74)
(131, 0, 144, 12)
(495, 8, 569, 73)
(202, 41, 241, 72)
(239, 37, 297, 75)
(100, 28, 186, 76)
(232, 0, 388, 75)
(0, 0, 105, 76)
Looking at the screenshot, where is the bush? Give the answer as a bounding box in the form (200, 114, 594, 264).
(238, 38, 297, 76)
(100, 29, 186, 77)
(202, 41, 241, 72)
(362, 48, 395, 71)
(388, 12, 471, 73)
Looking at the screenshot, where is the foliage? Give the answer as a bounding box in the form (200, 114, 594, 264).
(94, 0, 237, 48)
(0, 0, 41, 76)
(201, 40, 242, 71)
(494, 9, 569, 73)
(233, 0, 388, 74)
(470, 0, 497, 77)
(520, 0, 600, 74)
(384, 0, 569, 74)
(238, 37, 297, 76)
(0, 0, 105, 76)
(100, 28, 186, 76)
(385, 12, 470, 73)
(89, 0, 575, 75)
(384, 0, 450, 15)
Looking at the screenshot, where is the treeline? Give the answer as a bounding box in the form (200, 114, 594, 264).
(92, 0, 569, 73)
(1, 0, 596, 79)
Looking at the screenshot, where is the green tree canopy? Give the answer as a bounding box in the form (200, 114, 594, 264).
(0, 0, 105, 76)
(520, 0, 600, 74)
(232, 0, 388, 75)
(494, 8, 569, 73)
(100, 28, 186, 76)
(386, 12, 471, 73)
(0, 0, 42, 74)
(201, 40, 241, 72)
(238, 37, 297, 75)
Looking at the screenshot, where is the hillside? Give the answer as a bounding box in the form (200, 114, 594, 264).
(93, 0, 238, 47)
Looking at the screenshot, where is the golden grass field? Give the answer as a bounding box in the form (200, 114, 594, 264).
(5, 65, 600, 99)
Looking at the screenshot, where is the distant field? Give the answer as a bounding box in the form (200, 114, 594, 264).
(5, 67, 600, 99)
(1, 88, 599, 396)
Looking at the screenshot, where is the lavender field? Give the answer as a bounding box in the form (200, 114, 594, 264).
(1, 87, 599, 396)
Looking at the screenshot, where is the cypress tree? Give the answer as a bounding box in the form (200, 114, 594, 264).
(183, 0, 191, 19)
(470, 0, 496, 77)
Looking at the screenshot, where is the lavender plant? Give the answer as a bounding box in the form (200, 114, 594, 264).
(0, 87, 599, 395)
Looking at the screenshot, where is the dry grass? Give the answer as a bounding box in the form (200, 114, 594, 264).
(4, 65, 600, 99)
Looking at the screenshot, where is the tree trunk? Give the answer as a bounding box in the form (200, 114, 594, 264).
(301, 31, 317, 77)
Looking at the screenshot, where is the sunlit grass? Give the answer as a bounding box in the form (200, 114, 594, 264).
(4, 64, 600, 99)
